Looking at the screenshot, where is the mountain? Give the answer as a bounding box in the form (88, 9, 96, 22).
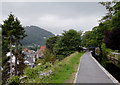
(21, 26, 54, 46)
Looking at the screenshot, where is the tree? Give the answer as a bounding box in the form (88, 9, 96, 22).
(99, 1, 120, 30)
(82, 31, 97, 48)
(17, 47, 26, 76)
(2, 13, 26, 80)
(99, 2, 114, 22)
(100, 1, 120, 51)
(12, 17, 26, 75)
(88, 1, 120, 63)
(104, 27, 120, 52)
(46, 36, 59, 54)
(110, 2, 120, 29)
(55, 29, 82, 60)
(91, 23, 108, 59)
(2, 13, 15, 78)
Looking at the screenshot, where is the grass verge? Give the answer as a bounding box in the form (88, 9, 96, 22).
(48, 52, 84, 83)
(23, 52, 84, 83)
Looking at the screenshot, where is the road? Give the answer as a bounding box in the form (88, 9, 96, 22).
(75, 52, 115, 84)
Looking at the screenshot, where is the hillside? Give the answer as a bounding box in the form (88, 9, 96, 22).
(21, 26, 54, 46)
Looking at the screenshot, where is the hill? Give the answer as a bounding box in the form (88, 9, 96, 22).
(21, 26, 54, 46)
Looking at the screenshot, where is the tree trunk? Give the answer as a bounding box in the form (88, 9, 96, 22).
(15, 39, 18, 75)
(10, 37, 13, 78)
(21, 54, 24, 75)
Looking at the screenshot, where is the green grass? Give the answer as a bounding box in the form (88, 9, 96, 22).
(47, 52, 84, 83)
(23, 52, 84, 83)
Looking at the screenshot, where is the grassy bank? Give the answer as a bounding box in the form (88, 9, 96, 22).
(23, 52, 84, 83)
(50, 52, 84, 83)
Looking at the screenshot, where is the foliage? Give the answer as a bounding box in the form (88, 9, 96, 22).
(55, 29, 82, 60)
(84, 2, 120, 65)
(35, 59, 44, 65)
(8, 76, 21, 85)
(50, 52, 83, 83)
(33, 62, 53, 72)
(1, 13, 27, 83)
(24, 67, 38, 78)
(23, 52, 84, 83)
(42, 48, 53, 64)
(2, 13, 16, 82)
(104, 27, 120, 52)
(46, 36, 59, 54)
(82, 31, 97, 48)
(118, 56, 120, 61)
(103, 1, 120, 52)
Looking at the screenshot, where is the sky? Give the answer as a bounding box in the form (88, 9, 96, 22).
(1, 1, 108, 34)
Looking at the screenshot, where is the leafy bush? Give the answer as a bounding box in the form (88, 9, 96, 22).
(42, 49, 53, 64)
(35, 59, 44, 65)
(8, 76, 21, 85)
(118, 57, 120, 61)
(24, 67, 38, 78)
(24, 67, 33, 78)
(34, 62, 53, 72)
(55, 29, 82, 60)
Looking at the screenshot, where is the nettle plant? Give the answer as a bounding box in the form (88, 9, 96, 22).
(24, 67, 38, 78)
(24, 62, 54, 83)
(8, 76, 21, 85)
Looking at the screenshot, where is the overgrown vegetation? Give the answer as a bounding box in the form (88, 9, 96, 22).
(55, 30, 82, 60)
(8, 76, 21, 85)
(82, 1, 120, 81)
(2, 1, 120, 84)
(1, 13, 26, 84)
(22, 52, 83, 83)
(82, 1, 120, 64)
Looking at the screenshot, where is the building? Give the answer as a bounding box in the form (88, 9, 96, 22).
(37, 46, 46, 59)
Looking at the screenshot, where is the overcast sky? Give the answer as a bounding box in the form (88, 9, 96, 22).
(1, 2, 107, 34)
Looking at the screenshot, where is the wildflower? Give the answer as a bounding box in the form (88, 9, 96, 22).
(33, 80, 35, 82)
(43, 73, 46, 76)
(47, 73, 49, 76)
(49, 70, 53, 74)
(39, 73, 43, 76)
(40, 71, 43, 74)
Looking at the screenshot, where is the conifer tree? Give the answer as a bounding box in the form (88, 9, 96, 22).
(2, 13, 15, 78)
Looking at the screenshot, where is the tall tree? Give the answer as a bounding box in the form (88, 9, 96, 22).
(2, 13, 26, 78)
(2, 13, 15, 78)
(104, 2, 120, 51)
(55, 29, 82, 60)
(82, 31, 97, 48)
(12, 17, 26, 75)
(46, 36, 59, 54)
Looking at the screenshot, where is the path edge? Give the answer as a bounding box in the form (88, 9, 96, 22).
(90, 51, 119, 84)
(74, 52, 84, 83)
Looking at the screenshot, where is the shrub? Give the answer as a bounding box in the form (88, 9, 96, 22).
(44, 62, 53, 69)
(24, 67, 32, 78)
(8, 76, 21, 85)
(42, 49, 53, 64)
(35, 59, 44, 65)
(118, 57, 120, 61)
(24, 67, 38, 78)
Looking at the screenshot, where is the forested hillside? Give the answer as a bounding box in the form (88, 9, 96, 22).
(21, 26, 54, 46)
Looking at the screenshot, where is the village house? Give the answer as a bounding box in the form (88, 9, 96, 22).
(23, 48, 36, 68)
(37, 46, 46, 59)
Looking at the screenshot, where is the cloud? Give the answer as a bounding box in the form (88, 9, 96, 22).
(1, 2, 107, 34)
(2, 0, 113, 2)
